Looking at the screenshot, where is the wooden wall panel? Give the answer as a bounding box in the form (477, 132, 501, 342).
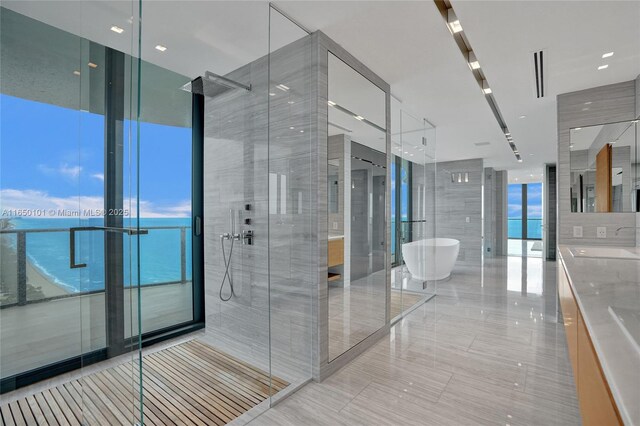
(595, 144, 612, 213)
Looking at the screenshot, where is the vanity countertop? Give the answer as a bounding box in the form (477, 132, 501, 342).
(559, 245, 640, 425)
(328, 234, 344, 241)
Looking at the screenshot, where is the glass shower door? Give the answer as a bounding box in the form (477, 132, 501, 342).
(0, 1, 143, 424)
(391, 110, 436, 320)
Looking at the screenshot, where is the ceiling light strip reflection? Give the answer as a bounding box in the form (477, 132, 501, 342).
(329, 102, 386, 133)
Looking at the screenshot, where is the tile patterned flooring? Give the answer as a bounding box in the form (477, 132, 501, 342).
(251, 256, 582, 425)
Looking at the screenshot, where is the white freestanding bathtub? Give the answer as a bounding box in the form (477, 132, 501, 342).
(401, 238, 460, 281)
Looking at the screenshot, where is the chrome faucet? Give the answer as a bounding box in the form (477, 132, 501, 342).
(615, 226, 640, 236)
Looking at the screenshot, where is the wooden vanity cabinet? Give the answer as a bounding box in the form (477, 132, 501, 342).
(559, 263, 623, 426)
(328, 238, 344, 282)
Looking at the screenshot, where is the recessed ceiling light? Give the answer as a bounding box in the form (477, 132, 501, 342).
(110, 26, 124, 34)
(585, 101, 592, 105)
(404, 151, 409, 154)
(288, 101, 295, 104)
(447, 9, 463, 33)
(87, 62, 97, 68)
(155, 45, 167, 52)
(597, 64, 608, 70)
(289, 126, 295, 130)
(467, 51, 480, 70)
(300, 130, 304, 133)
(519, 115, 526, 119)
(73, 70, 80, 76)
(276, 84, 290, 92)
(602, 52, 614, 58)
(354, 115, 364, 121)
(327, 100, 336, 106)
(269, 93, 276, 96)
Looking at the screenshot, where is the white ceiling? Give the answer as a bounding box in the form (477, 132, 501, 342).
(508, 168, 544, 185)
(452, 0, 640, 171)
(4, 1, 640, 175)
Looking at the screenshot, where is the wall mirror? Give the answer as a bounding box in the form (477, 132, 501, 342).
(569, 119, 638, 212)
(327, 52, 387, 361)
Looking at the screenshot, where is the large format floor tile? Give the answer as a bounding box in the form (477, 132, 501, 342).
(250, 256, 581, 425)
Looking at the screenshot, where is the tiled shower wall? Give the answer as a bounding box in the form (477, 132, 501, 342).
(430, 158, 484, 265)
(202, 35, 314, 385)
(483, 168, 507, 257)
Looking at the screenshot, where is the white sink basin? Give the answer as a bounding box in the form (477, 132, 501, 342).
(570, 247, 640, 260)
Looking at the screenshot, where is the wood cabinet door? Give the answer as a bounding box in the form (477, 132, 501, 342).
(577, 312, 622, 426)
(559, 264, 578, 384)
(328, 238, 344, 267)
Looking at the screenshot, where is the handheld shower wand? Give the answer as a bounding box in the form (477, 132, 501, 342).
(219, 209, 239, 301)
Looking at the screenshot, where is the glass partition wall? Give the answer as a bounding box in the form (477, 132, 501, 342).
(1, 2, 313, 424)
(390, 110, 436, 320)
(0, 1, 144, 423)
(326, 52, 388, 362)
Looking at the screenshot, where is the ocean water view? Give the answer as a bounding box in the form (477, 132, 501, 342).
(4, 217, 192, 293)
(508, 218, 543, 239)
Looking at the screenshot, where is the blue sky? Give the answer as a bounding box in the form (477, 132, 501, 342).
(508, 182, 542, 219)
(0, 94, 191, 217)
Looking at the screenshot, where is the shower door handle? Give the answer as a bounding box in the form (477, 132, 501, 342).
(194, 216, 202, 236)
(69, 226, 149, 269)
(69, 227, 87, 269)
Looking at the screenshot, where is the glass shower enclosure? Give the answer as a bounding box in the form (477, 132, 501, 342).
(390, 109, 437, 320)
(0, 2, 313, 424)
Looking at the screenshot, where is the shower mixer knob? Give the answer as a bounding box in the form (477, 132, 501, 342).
(242, 229, 254, 245)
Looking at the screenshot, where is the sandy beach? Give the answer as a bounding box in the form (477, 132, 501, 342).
(1, 236, 69, 305)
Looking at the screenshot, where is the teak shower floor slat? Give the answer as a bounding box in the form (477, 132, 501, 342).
(1, 340, 288, 426)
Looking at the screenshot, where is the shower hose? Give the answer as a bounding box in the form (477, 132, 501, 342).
(219, 236, 236, 301)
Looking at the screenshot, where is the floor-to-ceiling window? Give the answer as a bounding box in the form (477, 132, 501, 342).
(391, 156, 412, 266)
(0, 5, 200, 395)
(508, 182, 543, 257)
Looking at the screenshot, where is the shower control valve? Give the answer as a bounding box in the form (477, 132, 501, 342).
(242, 229, 254, 246)
(220, 232, 231, 240)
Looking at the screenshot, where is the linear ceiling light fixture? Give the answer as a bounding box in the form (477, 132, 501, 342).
(482, 80, 492, 94)
(467, 51, 480, 70)
(434, 0, 522, 163)
(447, 9, 463, 33)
